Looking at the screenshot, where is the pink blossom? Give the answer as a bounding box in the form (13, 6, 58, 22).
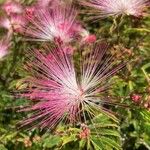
(80, 29, 96, 44)
(79, 124, 90, 139)
(131, 94, 141, 103)
(17, 43, 125, 129)
(81, 0, 149, 19)
(10, 14, 27, 33)
(24, 6, 36, 18)
(2, 0, 23, 15)
(0, 17, 11, 30)
(23, 4, 89, 43)
(0, 35, 11, 59)
(84, 34, 96, 43)
(0, 14, 27, 33)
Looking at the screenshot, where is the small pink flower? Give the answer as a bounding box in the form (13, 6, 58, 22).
(0, 14, 27, 33)
(23, 4, 89, 43)
(0, 35, 11, 59)
(79, 124, 90, 139)
(2, 0, 23, 15)
(144, 100, 150, 111)
(81, 0, 149, 19)
(16, 43, 125, 129)
(84, 34, 96, 43)
(131, 94, 141, 103)
(0, 17, 11, 30)
(80, 29, 96, 44)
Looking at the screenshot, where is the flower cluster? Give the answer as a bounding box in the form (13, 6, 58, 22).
(24, 4, 93, 43)
(0, 0, 96, 59)
(81, 0, 149, 19)
(0, 0, 148, 130)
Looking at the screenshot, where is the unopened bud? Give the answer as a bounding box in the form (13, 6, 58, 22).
(84, 34, 96, 44)
(131, 94, 141, 103)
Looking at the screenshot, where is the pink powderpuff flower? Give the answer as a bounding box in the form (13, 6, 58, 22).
(81, 0, 149, 19)
(2, 0, 23, 15)
(0, 35, 11, 59)
(24, 4, 90, 43)
(16, 43, 125, 129)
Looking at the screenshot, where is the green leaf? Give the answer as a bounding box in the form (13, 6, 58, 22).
(92, 129, 120, 137)
(96, 136, 122, 150)
(79, 139, 86, 150)
(91, 138, 104, 150)
(0, 144, 7, 150)
(88, 114, 121, 150)
(43, 135, 62, 148)
(61, 134, 77, 146)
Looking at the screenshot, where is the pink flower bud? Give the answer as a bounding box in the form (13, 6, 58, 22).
(83, 34, 96, 44)
(131, 94, 141, 103)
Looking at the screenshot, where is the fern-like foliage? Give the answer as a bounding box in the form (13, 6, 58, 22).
(42, 113, 122, 150)
(82, 114, 122, 150)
